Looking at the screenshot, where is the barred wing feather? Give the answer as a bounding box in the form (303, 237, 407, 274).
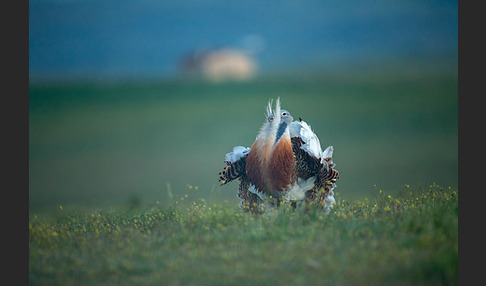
(219, 146, 250, 185)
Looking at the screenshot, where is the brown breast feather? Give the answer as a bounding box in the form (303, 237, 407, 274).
(268, 136, 296, 192)
(246, 140, 267, 193)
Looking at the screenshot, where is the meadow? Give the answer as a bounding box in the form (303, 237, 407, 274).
(29, 183, 457, 285)
(29, 69, 458, 284)
(29, 70, 458, 211)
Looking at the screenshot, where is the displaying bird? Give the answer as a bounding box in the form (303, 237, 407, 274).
(219, 98, 339, 213)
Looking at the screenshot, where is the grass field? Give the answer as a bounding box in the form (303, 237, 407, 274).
(29, 70, 458, 284)
(29, 183, 457, 285)
(29, 71, 458, 211)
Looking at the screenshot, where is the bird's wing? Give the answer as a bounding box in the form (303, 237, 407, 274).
(289, 121, 324, 161)
(290, 120, 339, 183)
(225, 146, 250, 163)
(219, 146, 250, 185)
(291, 136, 321, 179)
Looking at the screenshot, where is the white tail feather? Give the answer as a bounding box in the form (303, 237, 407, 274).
(323, 146, 333, 159)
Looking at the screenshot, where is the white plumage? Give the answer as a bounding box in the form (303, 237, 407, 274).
(290, 121, 324, 160)
(225, 146, 250, 163)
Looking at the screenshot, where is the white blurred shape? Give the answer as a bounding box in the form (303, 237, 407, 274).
(180, 48, 257, 82)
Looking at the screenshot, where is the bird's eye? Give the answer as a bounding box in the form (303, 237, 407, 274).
(282, 112, 287, 116)
(268, 116, 274, 122)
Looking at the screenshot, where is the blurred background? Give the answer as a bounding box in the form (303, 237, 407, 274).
(29, 0, 458, 212)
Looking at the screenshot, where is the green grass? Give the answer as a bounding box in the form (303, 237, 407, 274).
(30, 184, 457, 285)
(29, 73, 458, 210)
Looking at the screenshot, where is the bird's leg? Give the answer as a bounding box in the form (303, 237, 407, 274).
(318, 187, 327, 208)
(237, 178, 264, 214)
(304, 184, 320, 211)
(237, 178, 251, 211)
(290, 201, 297, 210)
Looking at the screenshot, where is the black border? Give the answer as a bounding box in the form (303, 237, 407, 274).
(7, 0, 29, 284)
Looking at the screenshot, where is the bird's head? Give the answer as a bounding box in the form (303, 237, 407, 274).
(280, 109, 293, 125)
(263, 98, 280, 129)
(267, 114, 275, 123)
(258, 98, 293, 143)
(266, 98, 293, 124)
